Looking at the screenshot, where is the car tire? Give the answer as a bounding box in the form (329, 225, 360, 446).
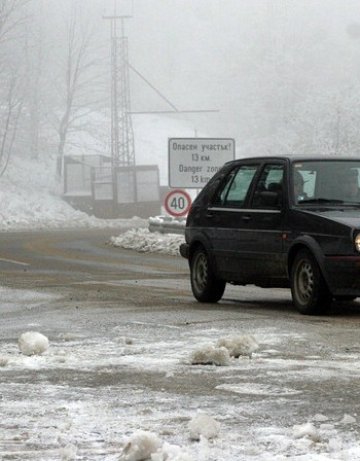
(291, 249, 331, 315)
(190, 247, 226, 303)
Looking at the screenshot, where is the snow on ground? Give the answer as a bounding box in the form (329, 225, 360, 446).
(0, 153, 182, 257)
(0, 151, 183, 250)
(109, 228, 184, 255)
(0, 155, 147, 232)
(2, 287, 360, 460)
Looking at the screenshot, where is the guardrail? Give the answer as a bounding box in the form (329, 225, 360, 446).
(148, 216, 186, 235)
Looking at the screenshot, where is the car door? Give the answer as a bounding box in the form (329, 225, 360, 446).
(206, 162, 287, 282)
(206, 162, 261, 279)
(244, 162, 287, 280)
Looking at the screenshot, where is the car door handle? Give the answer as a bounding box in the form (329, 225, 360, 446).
(242, 215, 252, 221)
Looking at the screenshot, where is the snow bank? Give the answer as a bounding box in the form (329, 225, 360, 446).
(109, 228, 184, 256)
(0, 155, 148, 231)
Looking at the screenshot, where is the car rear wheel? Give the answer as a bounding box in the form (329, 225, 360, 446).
(190, 247, 226, 302)
(291, 249, 331, 315)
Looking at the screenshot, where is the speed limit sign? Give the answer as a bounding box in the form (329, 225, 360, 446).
(164, 189, 192, 217)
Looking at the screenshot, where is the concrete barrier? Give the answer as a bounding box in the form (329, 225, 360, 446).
(148, 216, 186, 235)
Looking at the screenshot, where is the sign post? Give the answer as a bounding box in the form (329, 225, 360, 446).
(168, 138, 235, 188)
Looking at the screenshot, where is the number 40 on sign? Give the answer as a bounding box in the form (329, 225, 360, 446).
(164, 189, 192, 217)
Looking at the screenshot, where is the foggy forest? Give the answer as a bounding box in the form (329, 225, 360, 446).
(1, 0, 360, 183)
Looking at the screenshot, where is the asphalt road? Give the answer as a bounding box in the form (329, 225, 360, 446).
(1, 227, 360, 355)
(1, 229, 360, 460)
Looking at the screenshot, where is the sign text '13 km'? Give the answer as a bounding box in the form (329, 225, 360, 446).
(168, 138, 235, 188)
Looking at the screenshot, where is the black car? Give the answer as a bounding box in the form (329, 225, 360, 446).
(180, 156, 360, 314)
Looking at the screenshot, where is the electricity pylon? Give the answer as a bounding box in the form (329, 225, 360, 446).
(104, 2, 218, 171)
(104, 12, 135, 169)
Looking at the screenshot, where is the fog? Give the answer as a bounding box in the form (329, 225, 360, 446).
(1, 0, 360, 182)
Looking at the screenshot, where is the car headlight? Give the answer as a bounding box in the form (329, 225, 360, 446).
(355, 233, 360, 252)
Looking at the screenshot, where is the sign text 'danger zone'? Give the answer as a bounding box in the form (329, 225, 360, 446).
(168, 138, 235, 188)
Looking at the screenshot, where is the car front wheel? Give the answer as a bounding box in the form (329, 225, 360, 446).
(291, 249, 331, 315)
(190, 247, 225, 303)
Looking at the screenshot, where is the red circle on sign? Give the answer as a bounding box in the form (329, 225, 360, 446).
(164, 189, 192, 217)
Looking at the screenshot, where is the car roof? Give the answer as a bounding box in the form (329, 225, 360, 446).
(226, 155, 360, 165)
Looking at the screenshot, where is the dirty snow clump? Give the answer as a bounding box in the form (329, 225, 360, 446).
(340, 414, 356, 424)
(18, 331, 49, 356)
(120, 430, 162, 461)
(216, 334, 259, 358)
(151, 442, 194, 461)
(188, 413, 220, 440)
(60, 443, 77, 460)
(312, 414, 328, 422)
(190, 344, 230, 366)
(0, 356, 9, 367)
(58, 332, 80, 342)
(292, 422, 321, 442)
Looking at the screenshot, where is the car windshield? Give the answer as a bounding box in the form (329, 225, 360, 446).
(292, 160, 360, 206)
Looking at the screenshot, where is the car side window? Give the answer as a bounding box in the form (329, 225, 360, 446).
(212, 165, 258, 208)
(252, 164, 284, 209)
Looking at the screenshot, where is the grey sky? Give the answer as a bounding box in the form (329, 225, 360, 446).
(41, 0, 360, 144)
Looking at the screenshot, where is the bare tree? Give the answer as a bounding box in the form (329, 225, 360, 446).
(23, 0, 45, 160)
(55, 8, 106, 178)
(0, 0, 29, 44)
(0, 0, 29, 178)
(0, 73, 22, 176)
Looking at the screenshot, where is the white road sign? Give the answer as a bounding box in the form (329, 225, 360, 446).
(168, 138, 235, 188)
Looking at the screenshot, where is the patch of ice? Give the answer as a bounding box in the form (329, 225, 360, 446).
(58, 333, 82, 342)
(312, 414, 328, 422)
(216, 383, 301, 396)
(320, 423, 335, 431)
